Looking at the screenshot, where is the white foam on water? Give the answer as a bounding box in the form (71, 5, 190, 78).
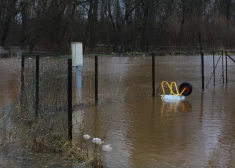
(162, 95, 185, 102)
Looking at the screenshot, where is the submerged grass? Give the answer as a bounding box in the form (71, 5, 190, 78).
(0, 106, 104, 168)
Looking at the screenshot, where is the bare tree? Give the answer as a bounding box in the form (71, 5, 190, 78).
(0, 0, 20, 47)
(1, 0, 235, 52)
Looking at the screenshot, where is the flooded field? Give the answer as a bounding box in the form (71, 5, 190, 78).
(1, 55, 235, 167)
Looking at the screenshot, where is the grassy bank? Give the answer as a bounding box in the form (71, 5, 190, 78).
(0, 107, 104, 168)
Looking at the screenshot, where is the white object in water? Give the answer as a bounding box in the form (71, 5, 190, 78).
(162, 95, 185, 102)
(102, 144, 112, 152)
(92, 138, 103, 145)
(83, 134, 91, 140)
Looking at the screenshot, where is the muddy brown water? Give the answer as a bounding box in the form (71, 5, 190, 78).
(1, 55, 235, 167)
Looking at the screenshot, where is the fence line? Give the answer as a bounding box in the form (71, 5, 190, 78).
(1, 50, 235, 143)
(201, 50, 235, 89)
(91, 50, 235, 101)
(19, 54, 72, 140)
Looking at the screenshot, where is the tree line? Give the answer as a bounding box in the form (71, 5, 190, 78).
(0, 0, 235, 53)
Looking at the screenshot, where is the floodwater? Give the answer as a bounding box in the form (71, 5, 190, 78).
(2, 55, 235, 167)
(81, 55, 235, 168)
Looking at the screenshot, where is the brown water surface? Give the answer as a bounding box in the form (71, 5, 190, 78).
(81, 55, 235, 167)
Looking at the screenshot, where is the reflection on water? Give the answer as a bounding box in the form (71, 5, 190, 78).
(160, 100, 192, 115)
(2, 56, 235, 167)
(83, 88, 235, 167)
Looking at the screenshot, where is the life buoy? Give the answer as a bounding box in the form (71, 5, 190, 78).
(179, 82, 192, 96)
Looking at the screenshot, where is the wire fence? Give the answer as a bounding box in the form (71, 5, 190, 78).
(81, 50, 235, 104)
(0, 54, 71, 151)
(21, 55, 69, 117)
(1, 50, 235, 150)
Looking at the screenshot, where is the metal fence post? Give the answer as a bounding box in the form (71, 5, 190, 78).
(152, 53, 155, 97)
(225, 51, 228, 84)
(95, 56, 98, 103)
(222, 50, 224, 84)
(213, 51, 215, 87)
(35, 55, 39, 117)
(201, 52, 204, 90)
(67, 58, 72, 141)
(21, 55, 25, 93)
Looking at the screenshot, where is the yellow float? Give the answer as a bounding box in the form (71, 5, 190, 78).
(161, 81, 192, 102)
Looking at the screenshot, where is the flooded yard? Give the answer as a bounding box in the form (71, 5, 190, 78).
(1, 55, 235, 167)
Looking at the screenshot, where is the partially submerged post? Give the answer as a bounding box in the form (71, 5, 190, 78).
(71, 42, 83, 103)
(20, 55, 25, 114)
(198, 33, 204, 90)
(222, 50, 224, 84)
(67, 59, 72, 140)
(95, 56, 98, 103)
(21, 55, 25, 94)
(70, 42, 83, 141)
(200, 51, 204, 90)
(213, 51, 215, 87)
(35, 55, 39, 117)
(225, 51, 228, 84)
(152, 53, 155, 97)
